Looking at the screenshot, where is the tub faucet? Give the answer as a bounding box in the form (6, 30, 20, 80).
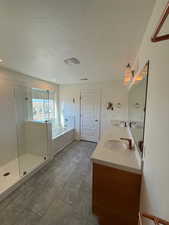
(120, 138, 132, 150)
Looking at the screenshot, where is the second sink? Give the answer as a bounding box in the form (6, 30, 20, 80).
(103, 139, 127, 150)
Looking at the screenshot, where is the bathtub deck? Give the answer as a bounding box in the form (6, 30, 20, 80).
(52, 127, 74, 139)
(0, 141, 98, 225)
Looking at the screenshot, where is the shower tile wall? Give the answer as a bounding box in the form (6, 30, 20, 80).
(0, 83, 18, 166)
(0, 67, 58, 198)
(0, 83, 51, 195)
(0, 82, 19, 194)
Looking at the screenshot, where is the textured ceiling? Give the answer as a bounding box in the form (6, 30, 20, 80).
(0, 0, 155, 84)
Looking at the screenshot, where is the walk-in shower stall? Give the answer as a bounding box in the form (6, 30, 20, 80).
(0, 83, 75, 201)
(0, 85, 53, 199)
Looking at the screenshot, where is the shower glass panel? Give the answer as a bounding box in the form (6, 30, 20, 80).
(15, 87, 50, 177)
(32, 88, 49, 122)
(48, 90, 61, 135)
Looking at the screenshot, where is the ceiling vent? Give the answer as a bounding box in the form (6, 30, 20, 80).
(80, 78, 88, 81)
(64, 57, 80, 65)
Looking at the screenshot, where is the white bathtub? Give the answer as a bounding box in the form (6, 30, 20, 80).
(52, 127, 75, 155)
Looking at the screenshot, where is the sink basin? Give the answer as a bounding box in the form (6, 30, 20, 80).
(104, 140, 127, 150)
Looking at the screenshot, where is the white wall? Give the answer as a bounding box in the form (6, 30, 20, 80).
(59, 81, 128, 140)
(134, 0, 169, 220)
(0, 67, 58, 166)
(0, 82, 18, 165)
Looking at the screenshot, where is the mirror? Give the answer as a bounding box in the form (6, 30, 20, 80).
(128, 62, 149, 156)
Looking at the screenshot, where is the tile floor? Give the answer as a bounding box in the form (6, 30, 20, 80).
(0, 141, 99, 225)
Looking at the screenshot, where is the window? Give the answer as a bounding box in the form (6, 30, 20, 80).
(32, 98, 49, 121)
(31, 88, 59, 132)
(48, 99, 55, 120)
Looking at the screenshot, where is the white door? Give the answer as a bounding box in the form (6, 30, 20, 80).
(80, 89, 100, 142)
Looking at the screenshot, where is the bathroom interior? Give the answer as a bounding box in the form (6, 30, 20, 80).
(0, 1, 169, 225)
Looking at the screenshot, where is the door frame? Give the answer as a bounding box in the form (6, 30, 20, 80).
(79, 89, 101, 143)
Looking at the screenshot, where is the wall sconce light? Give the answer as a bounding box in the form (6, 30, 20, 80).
(135, 76, 143, 81)
(107, 102, 114, 110)
(123, 63, 135, 85)
(116, 102, 121, 109)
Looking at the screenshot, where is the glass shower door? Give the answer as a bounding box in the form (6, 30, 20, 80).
(15, 86, 50, 177)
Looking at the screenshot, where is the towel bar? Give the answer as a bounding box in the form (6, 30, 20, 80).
(139, 212, 169, 225)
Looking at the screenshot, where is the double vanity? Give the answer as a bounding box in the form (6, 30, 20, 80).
(91, 126, 142, 225)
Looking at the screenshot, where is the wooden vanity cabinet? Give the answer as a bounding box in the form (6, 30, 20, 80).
(92, 163, 142, 225)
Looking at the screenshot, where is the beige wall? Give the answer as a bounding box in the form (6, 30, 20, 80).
(135, 0, 169, 220)
(0, 67, 58, 166)
(59, 81, 128, 140)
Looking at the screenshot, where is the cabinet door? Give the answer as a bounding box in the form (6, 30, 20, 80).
(92, 163, 141, 225)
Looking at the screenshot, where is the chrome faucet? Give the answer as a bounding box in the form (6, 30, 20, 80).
(120, 121, 127, 127)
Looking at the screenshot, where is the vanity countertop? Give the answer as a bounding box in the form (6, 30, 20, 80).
(91, 127, 142, 175)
